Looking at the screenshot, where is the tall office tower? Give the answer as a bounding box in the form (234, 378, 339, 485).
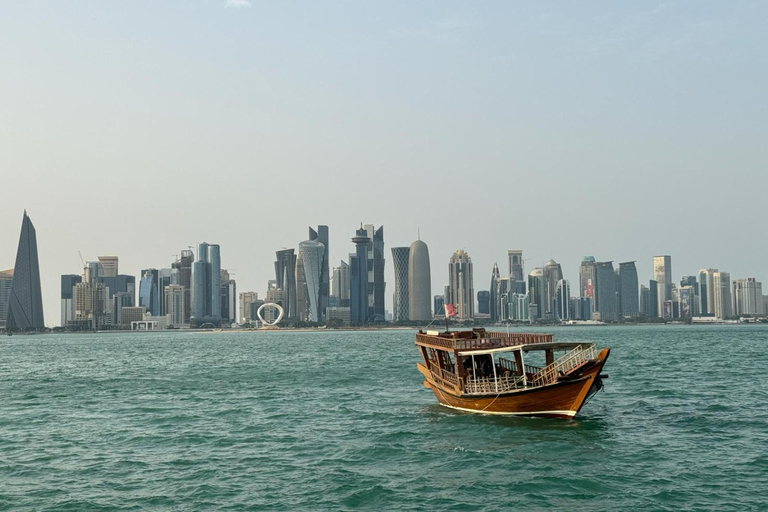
(733, 278, 763, 316)
(477, 291, 490, 315)
(489, 263, 500, 322)
(6, 212, 45, 331)
(639, 284, 650, 317)
(508, 250, 524, 281)
(112, 292, 132, 326)
(648, 280, 659, 319)
(295, 252, 309, 321)
(542, 260, 563, 320)
(98, 256, 118, 278)
(309, 226, 330, 322)
(391, 247, 410, 322)
(300, 239, 325, 322)
(594, 261, 617, 322)
(408, 239, 431, 322)
(172, 249, 194, 323)
(139, 269, 160, 316)
(350, 227, 371, 325)
(434, 295, 444, 316)
(617, 261, 639, 319)
(219, 269, 234, 324)
(448, 250, 474, 320)
(698, 269, 717, 316)
(556, 279, 570, 321)
(579, 257, 597, 317)
(274, 248, 298, 321)
(678, 286, 696, 318)
(495, 276, 510, 321)
(0, 269, 13, 329)
(239, 291, 258, 323)
(527, 268, 545, 320)
(60, 274, 82, 327)
(331, 261, 350, 307)
(363, 225, 386, 320)
(653, 255, 672, 318)
(713, 271, 732, 319)
(165, 285, 185, 327)
(191, 243, 223, 326)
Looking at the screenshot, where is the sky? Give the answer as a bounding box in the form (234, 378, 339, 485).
(1, 1, 767, 326)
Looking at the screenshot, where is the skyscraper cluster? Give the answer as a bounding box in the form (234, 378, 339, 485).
(391, 238, 432, 323)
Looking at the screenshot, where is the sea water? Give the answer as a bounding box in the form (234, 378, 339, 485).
(1, 325, 767, 511)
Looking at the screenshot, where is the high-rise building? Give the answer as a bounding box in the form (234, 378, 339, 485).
(477, 291, 490, 315)
(98, 256, 119, 278)
(555, 279, 570, 321)
(295, 252, 309, 321)
(0, 269, 13, 329)
(579, 256, 597, 318)
(713, 271, 731, 320)
(299, 239, 325, 322)
(331, 261, 350, 308)
(447, 250, 474, 320)
(219, 269, 236, 325)
(697, 269, 717, 316)
(391, 247, 410, 322)
(733, 278, 763, 316)
(542, 260, 563, 320)
(508, 250, 524, 281)
(350, 227, 371, 325)
(527, 268, 545, 321)
(172, 250, 194, 323)
(653, 255, 672, 318)
(239, 291, 258, 324)
(594, 261, 617, 322)
(191, 242, 222, 327)
(309, 226, 330, 322)
(139, 269, 160, 317)
(618, 261, 639, 319)
(60, 274, 82, 327)
(274, 249, 298, 321)
(6, 212, 45, 331)
(678, 285, 696, 318)
(364, 225, 386, 321)
(165, 284, 185, 327)
(434, 295, 445, 316)
(408, 239, 431, 322)
(489, 263, 501, 322)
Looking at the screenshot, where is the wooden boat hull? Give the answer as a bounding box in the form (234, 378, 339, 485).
(419, 348, 610, 419)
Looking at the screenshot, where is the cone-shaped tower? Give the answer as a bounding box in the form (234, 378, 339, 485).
(7, 211, 45, 330)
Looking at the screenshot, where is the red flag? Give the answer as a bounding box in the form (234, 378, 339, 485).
(445, 303, 457, 317)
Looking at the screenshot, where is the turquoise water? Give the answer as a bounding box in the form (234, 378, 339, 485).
(1, 325, 767, 511)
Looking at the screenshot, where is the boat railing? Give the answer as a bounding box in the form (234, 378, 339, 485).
(464, 373, 526, 395)
(498, 357, 518, 374)
(530, 344, 597, 387)
(416, 332, 553, 351)
(428, 362, 459, 389)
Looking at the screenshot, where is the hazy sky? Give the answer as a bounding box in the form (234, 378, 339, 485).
(1, 1, 766, 326)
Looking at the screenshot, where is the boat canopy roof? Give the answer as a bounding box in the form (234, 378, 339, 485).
(457, 341, 592, 356)
(416, 329, 568, 352)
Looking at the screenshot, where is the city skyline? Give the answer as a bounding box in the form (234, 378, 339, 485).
(1, 3, 767, 325)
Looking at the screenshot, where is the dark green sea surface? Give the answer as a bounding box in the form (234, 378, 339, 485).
(1, 325, 767, 511)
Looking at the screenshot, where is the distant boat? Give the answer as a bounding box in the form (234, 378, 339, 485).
(415, 328, 610, 419)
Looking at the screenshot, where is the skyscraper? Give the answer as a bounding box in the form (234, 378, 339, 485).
(579, 256, 597, 318)
(733, 278, 763, 316)
(0, 269, 13, 329)
(527, 268, 545, 320)
(191, 242, 222, 327)
(508, 250, 524, 281)
(139, 269, 160, 316)
(274, 249, 298, 321)
(98, 256, 119, 278)
(299, 239, 325, 322)
(618, 261, 639, 319)
(542, 259, 563, 320)
(448, 250, 474, 320)
(391, 247, 410, 322)
(489, 263, 500, 322)
(172, 249, 194, 323)
(331, 261, 350, 307)
(653, 255, 672, 318)
(309, 226, 330, 322)
(477, 291, 490, 315)
(713, 271, 732, 319)
(6, 212, 45, 330)
(408, 239, 431, 322)
(556, 279, 570, 321)
(239, 291, 258, 324)
(364, 225, 386, 321)
(594, 261, 617, 322)
(698, 269, 717, 316)
(350, 227, 370, 325)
